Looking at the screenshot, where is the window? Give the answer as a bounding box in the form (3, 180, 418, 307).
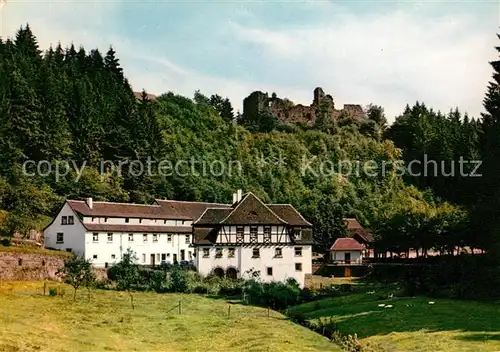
(295, 247, 302, 257)
(153, 234, 158, 242)
(139, 219, 143, 224)
(68, 216, 74, 225)
(185, 234, 190, 244)
(252, 248, 260, 258)
(236, 226, 244, 235)
(107, 233, 113, 242)
(250, 226, 258, 244)
(104, 217, 108, 222)
(143, 234, 148, 242)
(267, 267, 273, 276)
(203, 248, 210, 258)
(92, 233, 99, 242)
(66, 248, 72, 253)
(128, 233, 134, 242)
(61, 216, 67, 225)
(167, 234, 172, 242)
(111, 254, 116, 259)
(264, 226, 271, 243)
(215, 248, 223, 258)
(294, 229, 302, 240)
(93, 254, 97, 259)
(161, 253, 166, 261)
(295, 263, 303, 272)
(92, 217, 96, 222)
(275, 248, 282, 258)
(142, 254, 146, 263)
(228, 248, 235, 258)
(125, 218, 129, 223)
(56, 233, 64, 244)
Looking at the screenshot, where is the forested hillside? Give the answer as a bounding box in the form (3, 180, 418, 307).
(1, 25, 498, 256)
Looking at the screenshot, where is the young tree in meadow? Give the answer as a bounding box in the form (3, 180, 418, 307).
(114, 248, 140, 309)
(56, 255, 95, 300)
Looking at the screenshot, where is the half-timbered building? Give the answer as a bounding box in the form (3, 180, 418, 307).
(192, 192, 313, 287)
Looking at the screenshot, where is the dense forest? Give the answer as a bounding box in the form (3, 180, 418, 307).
(0, 25, 499, 258)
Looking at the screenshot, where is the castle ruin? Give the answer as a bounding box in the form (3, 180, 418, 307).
(242, 87, 365, 127)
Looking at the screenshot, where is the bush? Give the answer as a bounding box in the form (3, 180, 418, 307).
(48, 288, 57, 296)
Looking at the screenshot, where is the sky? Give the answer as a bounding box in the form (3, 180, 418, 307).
(1, 0, 499, 122)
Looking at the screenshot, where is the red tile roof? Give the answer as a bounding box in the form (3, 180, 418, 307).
(330, 237, 364, 251)
(67, 200, 190, 220)
(344, 218, 374, 243)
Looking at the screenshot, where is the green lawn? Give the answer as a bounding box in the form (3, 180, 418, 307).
(289, 291, 500, 351)
(0, 281, 338, 352)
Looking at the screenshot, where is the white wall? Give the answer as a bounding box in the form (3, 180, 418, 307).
(82, 217, 190, 226)
(331, 250, 363, 263)
(44, 202, 86, 256)
(195, 245, 312, 288)
(84, 232, 194, 267)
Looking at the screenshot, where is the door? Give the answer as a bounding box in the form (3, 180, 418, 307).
(180, 249, 185, 261)
(344, 252, 351, 264)
(344, 267, 351, 277)
(173, 253, 178, 264)
(151, 254, 156, 267)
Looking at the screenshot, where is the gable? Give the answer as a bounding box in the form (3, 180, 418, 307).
(221, 193, 286, 225)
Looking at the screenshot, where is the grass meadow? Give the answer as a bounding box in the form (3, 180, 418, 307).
(289, 290, 500, 351)
(0, 281, 338, 352)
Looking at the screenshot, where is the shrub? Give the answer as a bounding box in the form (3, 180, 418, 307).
(48, 288, 57, 296)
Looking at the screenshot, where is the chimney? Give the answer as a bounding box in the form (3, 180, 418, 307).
(86, 197, 93, 209)
(232, 192, 237, 204)
(237, 189, 242, 202)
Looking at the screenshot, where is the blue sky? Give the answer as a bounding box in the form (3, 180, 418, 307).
(1, 0, 498, 121)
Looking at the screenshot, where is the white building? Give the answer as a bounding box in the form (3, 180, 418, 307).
(193, 191, 313, 287)
(329, 237, 365, 265)
(43, 191, 313, 287)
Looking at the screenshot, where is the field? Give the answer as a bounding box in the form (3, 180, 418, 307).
(0, 281, 338, 352)
(289, 290, 500, 351)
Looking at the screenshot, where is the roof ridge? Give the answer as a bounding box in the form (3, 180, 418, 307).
(220, 192, 288, 225)
(69, 199, 161, 208)
(155, 199, 231, 206)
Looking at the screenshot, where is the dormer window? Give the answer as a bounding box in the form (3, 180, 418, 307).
(294, 230, 302, 241)
(125, 218, 129, 223)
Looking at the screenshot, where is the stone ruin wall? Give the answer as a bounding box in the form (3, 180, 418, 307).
(243, 87, 365, 127)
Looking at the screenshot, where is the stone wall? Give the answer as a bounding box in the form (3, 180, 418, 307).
(242, 87, 365, 127)
(0, 251, 108, 281)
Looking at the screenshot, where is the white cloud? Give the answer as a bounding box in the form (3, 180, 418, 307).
(1, 0, 496, 122)
(232, 9, 496, 120)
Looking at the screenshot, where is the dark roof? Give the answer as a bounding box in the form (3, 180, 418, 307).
(83, 223, 191, 233)
(155, 200, 231, 221)
(267, 204, 312, 226)
(67, 200, 188, 220)
(345, 218, 374, 243)
(221, 193, 287, 225)
(194, 208, 233, 225)
(330, 238, 364, 250)
(193, 227, 218, 245)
